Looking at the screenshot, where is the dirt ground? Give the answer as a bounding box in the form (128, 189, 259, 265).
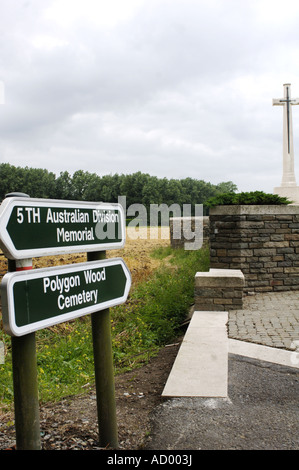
(0, 227, 183, 450)
(0, 338, 182, 450)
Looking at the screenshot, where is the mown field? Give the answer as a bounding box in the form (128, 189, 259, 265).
(0, 227, 209, 413)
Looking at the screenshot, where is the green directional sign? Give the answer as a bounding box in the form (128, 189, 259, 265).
(1, 258, 131, 336)
(0, 197, 125, 259)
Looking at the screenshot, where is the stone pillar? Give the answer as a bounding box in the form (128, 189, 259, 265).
(195, 268, 245, 311)
(169, 216, 210, 249)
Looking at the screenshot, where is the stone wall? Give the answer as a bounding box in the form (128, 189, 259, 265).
(194, 268, 245, 311)
(170, 217, 210, 249)
(209, 205, 299, 293)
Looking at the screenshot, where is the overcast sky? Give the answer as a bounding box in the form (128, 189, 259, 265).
(1, 0, 299, 193)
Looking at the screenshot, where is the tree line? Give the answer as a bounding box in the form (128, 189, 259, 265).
(0, 163, 237, 213)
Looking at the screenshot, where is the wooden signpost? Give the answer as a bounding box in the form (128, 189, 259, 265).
(0, 193, 131, 450)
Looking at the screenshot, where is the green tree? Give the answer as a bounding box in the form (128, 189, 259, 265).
(164, 178, 183, 206)
(0, 163, 22, 199)
(0, 163, 56, 200)
(54, 171, 73, 200)
(97, 174, 121, 203)
(22, 166, 56, 198)
(0, 163, 238, 214)
(119, 172, 150, 207)
(142, 176, 163, 208)
(71, 170, 100, 200)
(215, 181, 238, 194)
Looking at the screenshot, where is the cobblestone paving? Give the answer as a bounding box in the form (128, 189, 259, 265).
(228, 291, 299, 351)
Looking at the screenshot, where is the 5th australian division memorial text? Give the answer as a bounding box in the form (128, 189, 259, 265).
(0, 197, 125, 259)
(18, 207, 119, 243)
(47, 207, 119, 243)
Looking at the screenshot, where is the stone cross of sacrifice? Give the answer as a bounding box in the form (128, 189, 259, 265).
(273, 83, 299, 187)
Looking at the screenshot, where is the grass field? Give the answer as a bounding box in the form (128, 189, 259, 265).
(0, 227, 209, 411)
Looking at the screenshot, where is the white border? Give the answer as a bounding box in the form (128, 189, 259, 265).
(0, 197, 126, 259)
(1, 258, 131, 336)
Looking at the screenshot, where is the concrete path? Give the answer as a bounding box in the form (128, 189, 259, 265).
(162, 291, 299, 398)
(162, 311, 228, 398)
(146, 291, 299, 450)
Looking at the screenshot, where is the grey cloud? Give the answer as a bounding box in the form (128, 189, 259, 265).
(0, 0, 299, 194)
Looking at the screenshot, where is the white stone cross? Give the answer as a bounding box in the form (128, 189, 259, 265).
(273, 83, 299, 187)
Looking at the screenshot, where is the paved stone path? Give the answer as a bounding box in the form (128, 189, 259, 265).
(149, 290, 299, 450)
(228, 291, 299, 351)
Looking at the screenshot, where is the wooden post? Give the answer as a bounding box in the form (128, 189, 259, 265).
(9, 258, 41, 450)
(88, 250, 118, 449)
(5, 193, 41, 450)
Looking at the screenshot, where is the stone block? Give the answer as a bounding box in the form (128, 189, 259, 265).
(214, 298, 233, 305)
(241, 221, 265, 228)
(216, 249, 227, 257)
(270, 280, 283, 286)
(270, 234, 285, 241)
(264, 241, 290, 248)
(275, 214, 293, 220)
(195, 269, 245, 288)
(284, 266, 299, 274)
(277, 247, 295, 254)
(195, 288, 223, 298)
(194, 268, 245, 311)
(253, 248, 276, 256)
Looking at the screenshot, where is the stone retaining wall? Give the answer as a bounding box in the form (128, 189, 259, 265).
(170, 217, 210, 249)
(209, 205, 299, 292)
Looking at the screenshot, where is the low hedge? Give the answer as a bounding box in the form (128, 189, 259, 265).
(205, 191, 292, 208)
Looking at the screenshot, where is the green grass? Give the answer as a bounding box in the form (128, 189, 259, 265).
(0, 246, 209, 410)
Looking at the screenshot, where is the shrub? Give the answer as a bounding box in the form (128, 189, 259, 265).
(205, 191, 292, 207)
